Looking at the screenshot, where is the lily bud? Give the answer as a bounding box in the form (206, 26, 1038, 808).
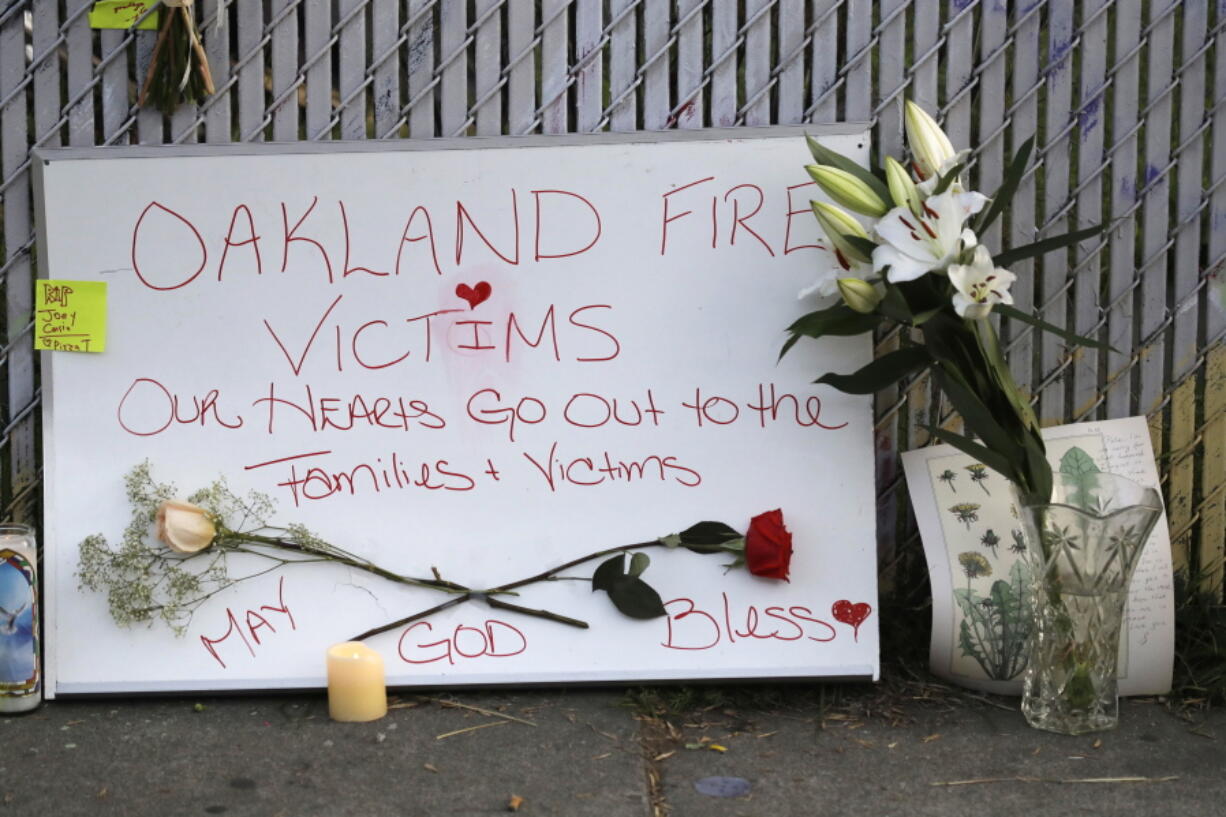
(155, 499, 217, 555)
(904, 100, 956, 180)
(805, 164, 889, 217)
(884, 156, 923, 217)
(810, 200, 873, 264)
(837, 278, 881, 314)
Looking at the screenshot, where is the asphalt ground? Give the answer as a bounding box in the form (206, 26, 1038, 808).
(1, 684, 1222, 817)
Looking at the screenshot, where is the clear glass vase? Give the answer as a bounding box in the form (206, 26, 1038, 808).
(1013, 473, 1163, 735)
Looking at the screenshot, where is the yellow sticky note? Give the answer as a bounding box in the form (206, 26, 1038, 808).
(35, 280, 107, 354)
(88, 1, 160, 31)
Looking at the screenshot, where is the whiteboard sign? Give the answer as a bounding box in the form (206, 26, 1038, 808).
(34, 126, 878, 695)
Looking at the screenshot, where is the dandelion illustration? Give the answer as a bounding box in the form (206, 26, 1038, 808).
(949, 502, 981, 529)
(966, 463, 991, 495)
(1009, 528, 1027, 555)
(958, 551, 992, 583)
(979, 528, 1000, 557)
(954, 560, 1034, 682)
(938, 469, 958, 493)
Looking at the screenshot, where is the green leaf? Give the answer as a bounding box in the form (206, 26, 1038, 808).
(785, 302, 881, 340)
(843, 235, 880, 261)
(676, 521, 744, 555)
(994, 225, 1103, 268)
(628, 552, 650, 578)
(921, 313, 995, 397)
(678, 520, 741, 546)
(815, 346, 932, 394)
(973, 136, 1034, 235)
(1059, 447, 1100, 477)
(927, 426, 1017, 483)
(591, 554, 625, 592)
(931, 160, 967, 196)
(778, 333, 802, 362)
(995, 303, 1117, 352)
(930, 367, 1023, 468)
(877, 285, 914, 324)
(970, 317, 1040, 433)
(607, 577, 667, 619)
(1019, 432, 1053, 506)
(804, 135, 892, 204)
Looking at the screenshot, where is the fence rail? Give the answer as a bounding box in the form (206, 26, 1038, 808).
(2, 0, 1223, 594)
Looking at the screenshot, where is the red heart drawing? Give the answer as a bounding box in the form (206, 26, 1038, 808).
(455, 281, 492, 310)
(831, 600, 872, 642)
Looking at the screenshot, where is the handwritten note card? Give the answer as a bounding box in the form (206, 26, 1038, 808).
(34, 128, 882, 695)
(35, 280, 107, 353)
(88, 0, 159, 30)
(901, 417, 1174, 696)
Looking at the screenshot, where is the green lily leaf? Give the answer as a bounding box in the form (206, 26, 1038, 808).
(974, 136, 1034, 235)
(843, 235, 880, 261)
(931, 160, 967, 196)
(784, 303, 880, 341)
(804, 135, 892, 204)
(930, 367, 1023, 467)
(815, 345, 932, 394)
(778, 333, 802, 361)
(994, 225, 1103, 268)
(970, 317, 1040, 433)
(927, 425, 1017, 483)
(995, 303, 1117, 352)
(877, 284, 915, 324)
(1019, 431, 1053, 506)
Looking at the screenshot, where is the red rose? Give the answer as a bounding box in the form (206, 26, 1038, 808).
(745, 509, 793, 581)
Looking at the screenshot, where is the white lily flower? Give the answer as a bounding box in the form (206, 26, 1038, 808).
(798, 244, 871, 299)
(916, 149, 970, 196)
(904, 101, 957, 181)
(872, 191, 981, 283)
(810, 200, 874, 264)
(837, 277, 882, 313)
(948, 245, 1017, 319)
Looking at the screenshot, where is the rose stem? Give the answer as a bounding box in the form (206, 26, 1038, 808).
(349, 540, 667, 640)
(489, 540, 664, 593)
(485, 597, 589, 629)
(350, 594, 472, 642)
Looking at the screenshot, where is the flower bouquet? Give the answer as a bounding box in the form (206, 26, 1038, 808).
(782, 103, 1154, 734)
(783, 101, 1109, 507)
(139, 0, 215, 116)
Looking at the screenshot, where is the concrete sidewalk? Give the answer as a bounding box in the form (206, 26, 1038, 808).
(2, 685, 1221, 816)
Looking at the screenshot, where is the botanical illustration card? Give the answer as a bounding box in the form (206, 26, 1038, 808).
(902, 416, 1174, 696)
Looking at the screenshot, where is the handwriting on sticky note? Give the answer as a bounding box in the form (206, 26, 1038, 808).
(35, 280, 107, 353)
(88, 0, 159, 31)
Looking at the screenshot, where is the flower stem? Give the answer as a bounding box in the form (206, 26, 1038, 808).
(489, 540, 663, 593)
(349, 539, 664, 641)
(221, 531, 470, 595)
(350, 594, 473, 642)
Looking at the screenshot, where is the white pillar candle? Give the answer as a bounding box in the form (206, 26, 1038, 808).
(326, 641, 387, 722)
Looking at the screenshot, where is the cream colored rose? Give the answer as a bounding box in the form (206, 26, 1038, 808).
(155, 500, 216, 554)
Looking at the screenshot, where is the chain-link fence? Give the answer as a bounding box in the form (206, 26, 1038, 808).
(2, 0, 1223, 594)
